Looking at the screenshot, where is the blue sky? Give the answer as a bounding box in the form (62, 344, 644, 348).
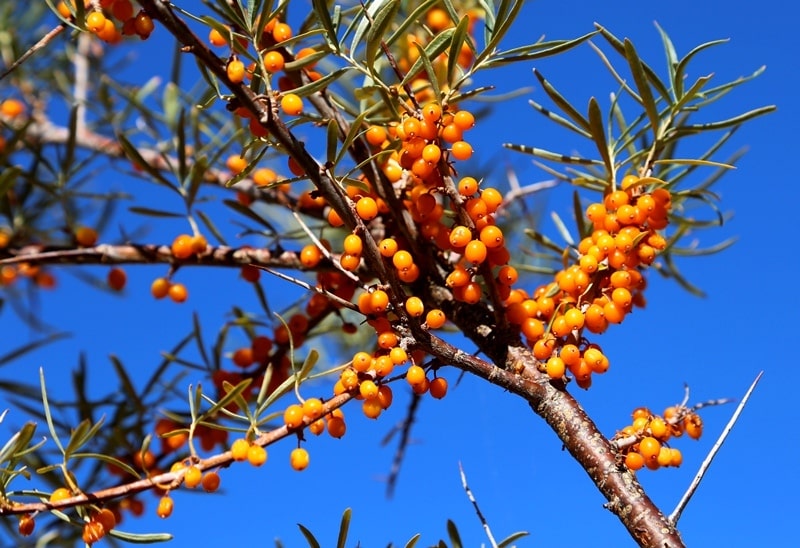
(1, 0, 797, 546)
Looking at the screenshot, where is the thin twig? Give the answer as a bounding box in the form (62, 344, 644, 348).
(669, 371, 763, 525)
(255, 265, 359, 312)
(0, 24, 66, 82)
(73, 32, 91, 135)
(384, 392, 421, 498)
(459, 461, 498, 548)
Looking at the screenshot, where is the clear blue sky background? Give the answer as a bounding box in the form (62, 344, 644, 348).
(1, 0, 797, 546)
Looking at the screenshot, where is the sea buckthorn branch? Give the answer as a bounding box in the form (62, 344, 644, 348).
(1, 114, 302, 212)
(0, 243, 310, 269)
(423, 339, 683, 547)
(0, 390, 357, 517)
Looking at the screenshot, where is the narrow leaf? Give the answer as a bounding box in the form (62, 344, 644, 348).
(533, 69, 590, 132)
(39, 369, 64, 454)
(336, 508, 351, 548)
(497, 531, 530, 548)
(297, 523, 321, 548)
(503, 144, 602, 166)
(672, 105, 776, 134)
(447, 520, 463, 548)
(528, 99, 591, 138)
(587, 97, 612, 175)
(674, 38, 729, 98)
(624, 39, 660, 135)
(312, 0, 340, 53)
(0, 333, 69, 367)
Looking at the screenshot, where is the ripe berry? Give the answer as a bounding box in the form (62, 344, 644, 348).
(450, 141, 473, 161)
(272, 22, 292, 43)
(184, 465, 202, 488)
(425, 309, 446, 329)
(86, 11, 107, 33)
(209, 27, 227, 46)
(280, 93, 303, 115)
(302, 398, 324, 420)
(356, 196, 379, 220)
(168, 283, 188, 303)
(263, 50, 285, 73)
(156, 496, 173, 518)
(406, 365, 426, 386)
(464, 239, 487, 264)
(638, 436, 661, 462)
(429, 377, 448, 399)
(283, 404, 305, 429)
(231, 438, 250, 461)
(50, 487, 72, 504)
(107, 267, 126, 291)
(75, 226, 98, 247)
(96, 508, 116, 533)
(327, 417, 346, 438)
(625, 451, 645, 471)
(247, 444, 267, 467)
(290, 447, 309, 471)
(18, 514, 35, 536)
(405, 296, 424, 317)
(201, 471, 220, 492)
(83, 520, 105, 544)
(299, 244, 322, 268)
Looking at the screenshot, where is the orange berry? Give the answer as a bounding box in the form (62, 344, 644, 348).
(669, 448, 683, 467)
(392, 250, 413, 270)
(133, 11, 154, 37)
(227, 58, 246, 83)
(151, 277, 170, 299)
(107, 267, 126, 291)
(272, 22, 292, 43)
(50, 487, 72, 504)
(184, 465, 202, 488)
(302, 398, 324, 420)
(290, 447, 309, 471)
(263, 50, 285, 73)
(209, 27, 227, 46)
(75, 226, 98, 247)
(86, 11, 107, 33)
(231, 438, 250, 461)
(365, 126, 387, 147)
(168, 283, 188, 303)
(378, 238, 399, 257)
(479, 225, 504, 248)
(352, 351, 372, 373)
(458, 176, 479, 196)
(625, 451, 645, 471)
(0, 98, 25, 118)
(280, 93, 303, 115)
(429, 377, 448, 399)
(299, 244, 322, 268)
(18, 514, 35, 536)
(283, 404, 305, 429)
(684, 414, 703, 440)
(464, 239, 487, 264)
(156, 496, 173, 518)
(405, 296, 424, 317)
(356, 196, 378, 220)
(545, 356, 566, 379)
(83, 520, 106, 544)
(201, 471, 221, 492)
(425, 309, 446, 329)
(247, 444, 267, 467)
(638, 436, 661, 461)
(406, 364, 426, 386)
(450, 140, 473, 161)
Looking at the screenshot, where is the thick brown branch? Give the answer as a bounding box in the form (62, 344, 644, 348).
(421, 333, 685, 548)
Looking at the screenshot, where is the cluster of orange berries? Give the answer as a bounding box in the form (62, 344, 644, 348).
(45, 488, 118, 544)
(615, 406, 703, 472)
(284, 398, 346, 440)
(500, 175, 672, 388)
(56, 0, 155, 43)
(209, 16, 314, 137)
